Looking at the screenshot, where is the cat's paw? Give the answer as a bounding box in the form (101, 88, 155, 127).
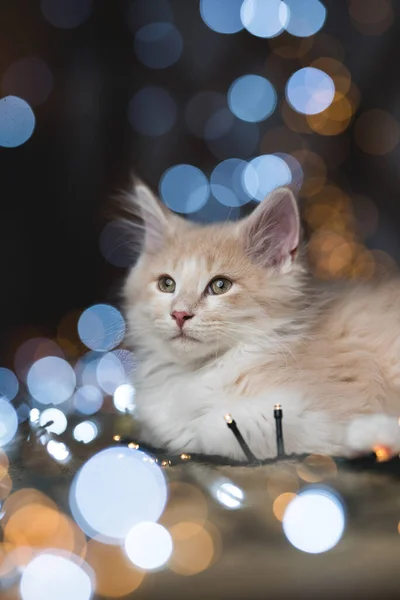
(345, 414, 400, 457)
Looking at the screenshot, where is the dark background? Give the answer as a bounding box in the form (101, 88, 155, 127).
(1, 0, 400, 360)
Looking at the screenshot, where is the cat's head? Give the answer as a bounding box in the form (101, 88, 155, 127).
(123, 181, 305, 364)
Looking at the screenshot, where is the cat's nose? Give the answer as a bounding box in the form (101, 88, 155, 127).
(171, 310, 194, 329)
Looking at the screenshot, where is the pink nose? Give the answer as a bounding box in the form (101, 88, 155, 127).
(171, 310, 194, 329)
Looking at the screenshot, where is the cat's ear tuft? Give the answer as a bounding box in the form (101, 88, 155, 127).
(240, 187, 300, 271)
(120, 177, 173, 254)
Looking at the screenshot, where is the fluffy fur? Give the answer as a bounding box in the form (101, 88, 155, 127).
(122, 182, 400, 460)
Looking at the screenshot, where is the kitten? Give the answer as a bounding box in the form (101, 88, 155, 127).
(122, 182, 400, 460)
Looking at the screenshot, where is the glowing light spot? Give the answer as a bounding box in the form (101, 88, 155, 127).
(40, 408, 68, 435)
(0, 368, 18, 402)
(17, 403, 31, 423)
(286, 68, 335, 115)
(20, 553, 93, 600)
(113, 384, 136, 413)
(29, 408, 40, 423)
(0, 96, 35, 147)
(200, 0, 244, 34)
(283, 489, 345, 554)
(86, 540, 144, 598)
(73, 422, 98, 444)
(40, 0, 92, 29)
(284, 0, 326, 37)
(210, 159, 251, 208)
(169, 522, 217, 576)
(240, 0, 289, 38)
(273, 492, 297, 521)
(0, 399, 18, 447)
(2, 57, 53, 106)
(27, 357, 76, 406)
(73, 385, 103, 415)
(14, 338, 64, 383)
(134, 23, 183, 69)
(125, 522, 173, 570)
(99, 220, 133, 268)
(129, 86, 177, 136)
(74, 352, 102, 388)
(78, 304, 125, 352)
(297, 454, 338, 482)
(243, 154, 292, 201)
(96, 353, 125, 395)
(47, 440, 70, 461)
(70, 447, 168, 543)
(214, 482, 244, 509)
(228, 75, 276, 123)
(160, 164, 209, 214)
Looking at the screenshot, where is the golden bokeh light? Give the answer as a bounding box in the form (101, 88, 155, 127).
(354, 109, 400, 155)
(311, 58, 352, 95)
(281, 100, 313, 134)
(260, 125, 305, 156)
(0, 472, 12, 501)
(272, 493, 296, 522)
(1, 489, 57, 528)
(86, 539, 144, 598)
(297, 454, 338, 483)
(302, 32, 345, 64)
(169, 521, 220, 576)
(160, 482, 208, 530)
(307, 93, 354, 136)
(373, 445, 392, 462)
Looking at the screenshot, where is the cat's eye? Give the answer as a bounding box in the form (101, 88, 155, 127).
(207, 277, 232, 295)
(158, 275, 176, 293)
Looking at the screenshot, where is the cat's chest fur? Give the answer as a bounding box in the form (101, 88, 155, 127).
(132, 347, 340, 460)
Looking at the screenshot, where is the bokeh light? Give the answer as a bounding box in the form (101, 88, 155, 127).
(0, 368, 19, 402)
(128, 86, 177, 136)
(243, 154, 292, 201)
(228, 75, 277, 123)
(27, 357, 76, 406)
(286, 68, 335, 115)
(273, 492, 297, 521)
(85, 540, 144, 598)
(77, 304, 125, 352)
(73, 385, 103, 416)
(14, 338, 65, 383)
(113, 383, 136, 413)
(40, 0, 93, 29)
(200, 0, 244, 34)
(2, 57, 53, 107)
(74, 352, 103, 388)
(189, 195, 241, 223)
(240, 0, 289, 38)
(20, 552, 93, 600)
(214, 482, 244, 509)
(39, 408, 68, 435)
(47, 440, 70, 461)
(283, 489, 345, 553)
(73, 422, 98, 444)
(159, 164, 210, 213)
(169, 521, 220, 576)
(210, 159, 251, 207)
(125, 522, 173, 570)
(134, 23, 183, 69)
(70, 447, 168, 543)
(96, 352, 126, 395)
(0, 399, 18, 447)
(0, 96, 35, 148)
(284, 0, 326, 37)
(348, 0, 394, 36)
(354, 109, 400, 155)
(297, 454, 338, 483)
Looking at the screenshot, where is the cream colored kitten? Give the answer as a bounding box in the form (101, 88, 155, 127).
(123, 183, 400, 460)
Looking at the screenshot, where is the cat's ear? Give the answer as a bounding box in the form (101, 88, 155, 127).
(240, 187, 300, 271)
(121, 178, 175, 254)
